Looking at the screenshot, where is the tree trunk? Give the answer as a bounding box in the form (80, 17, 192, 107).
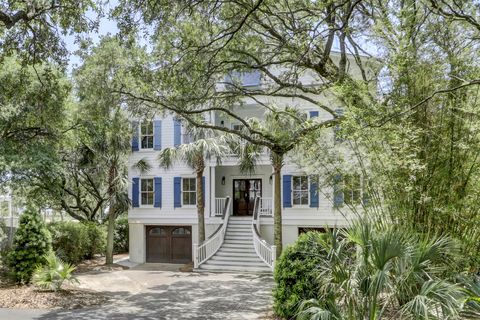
(106, 206, 115, 265)
(197, 169, 205, 243)
(272, 153, 283, 257)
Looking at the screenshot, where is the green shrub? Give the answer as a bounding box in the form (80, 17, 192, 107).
(113, 215, 129, 254)
(273, 231, 328, 319)
(84, 222, 106, 259)
(32, 252, 78, 291)
(7, 207, 52, 283)
(49, 221, 89, 264)
(49, 221, 106, 264)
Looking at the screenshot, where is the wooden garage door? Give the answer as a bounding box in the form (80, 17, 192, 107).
(146, 226, 192, 263)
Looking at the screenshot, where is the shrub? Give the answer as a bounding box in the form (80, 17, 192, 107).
(84, 222, 106, 259)
(49, 221, 106, 264)
(49, 221, 89, 264)
(273, 231, 328, 319)
(296, 216, 466, 320)
(7, 207, 51, 283)
(113, 215, 129, 254)
(32, 252, 78, 291)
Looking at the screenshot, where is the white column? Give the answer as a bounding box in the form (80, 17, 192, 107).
(210, 166, 216, 217)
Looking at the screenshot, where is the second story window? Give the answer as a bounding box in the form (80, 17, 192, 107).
(292, 176, 309, 206)
(182, 178, 197, 206)
(344, 174, 363, 206)
(141, 178, 154, 205)
(141, 121, 153, 149)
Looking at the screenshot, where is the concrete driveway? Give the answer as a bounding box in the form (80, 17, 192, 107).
(0, 266, 274, 320)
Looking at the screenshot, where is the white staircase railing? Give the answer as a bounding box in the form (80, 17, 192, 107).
(214, 197, 227, 216)
(193, 197, 231, 268)
(259, 197, 273, 216)
(252, 197, 276, 271)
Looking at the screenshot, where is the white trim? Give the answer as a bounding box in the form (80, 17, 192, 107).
(181, 177, 197, 207)
(292, 175, 310, 207)
(140, 177, 155, 207)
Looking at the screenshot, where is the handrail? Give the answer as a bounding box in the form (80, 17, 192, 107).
(259, 197, 273, 216)
(214, 197, 227, 216)
(252, 196, 277, 271)
(193, 197, 231, 268)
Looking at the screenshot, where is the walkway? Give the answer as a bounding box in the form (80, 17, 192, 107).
(0, 266, 274, 320)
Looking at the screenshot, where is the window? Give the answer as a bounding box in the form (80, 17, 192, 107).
(292, 176, 309, 206)
(140, 121, 154, 149)
(172, 227, 191, 235)
(141, 178, 154, 205)
(343, 174, 368, 206)
(232, 124, 245, 132)
(182, 178, 197, 206)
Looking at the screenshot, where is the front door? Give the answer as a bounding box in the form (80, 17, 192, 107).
(233, 179, 262, 216)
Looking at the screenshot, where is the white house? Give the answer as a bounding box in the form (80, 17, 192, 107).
(128, 55, 373, 272)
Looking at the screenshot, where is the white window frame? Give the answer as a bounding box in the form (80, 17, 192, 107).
(292, 175, 310, 207)
(140, 178, 154, 207)
(343, 174, 366, 206)
(140, 121, 154, 150)
(181, 177, 197, 207)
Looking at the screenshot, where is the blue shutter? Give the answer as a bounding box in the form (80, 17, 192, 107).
(174, 119, 181, 147)
(201, 176, 206, 206)
(333, 174, 344, 207)
(131, 121, 139, 151)
(283, 175, 292, 208)
(153, 120, 162, 150)
(309, 111, 319, 118)
(174, 177, 181, 208)
(154, 177, 162, 208)
(132, 177, 139, 207)
(310, 178, 319, 208)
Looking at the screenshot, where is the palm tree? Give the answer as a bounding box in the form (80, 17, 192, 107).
(296, 214, 466, 320)
(158, 125, 230, 242)
(229, 107, 309, 257)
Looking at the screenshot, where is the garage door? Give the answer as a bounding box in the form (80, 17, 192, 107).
(146, 226, 192, 263)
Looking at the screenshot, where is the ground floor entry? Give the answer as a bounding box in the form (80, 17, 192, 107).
(146, 225, 192, 263)
(232, 179, 262, 216)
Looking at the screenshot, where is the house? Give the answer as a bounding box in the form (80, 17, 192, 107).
(128, 55, 374, 272)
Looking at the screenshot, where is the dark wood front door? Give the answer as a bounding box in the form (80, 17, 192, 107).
(233, 179, 262, 216)
(146, 226, 192, 263)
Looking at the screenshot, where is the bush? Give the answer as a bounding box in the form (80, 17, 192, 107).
(32, 252, 78, 291)
(84, 222, 106, 259)
(113, 215, 129, 254)
(7, 207, 51, 283)
(49, 221, 106, 264)
(273, 231, 328, 319)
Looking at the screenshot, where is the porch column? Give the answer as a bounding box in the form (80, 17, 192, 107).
(210, 166, 216, 217)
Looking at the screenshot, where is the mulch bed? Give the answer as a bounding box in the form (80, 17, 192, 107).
(0, 253, 130, 310)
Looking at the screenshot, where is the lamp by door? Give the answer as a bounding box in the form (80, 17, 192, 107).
(269, 174, 273, 185)
(221, 176, 226, 185)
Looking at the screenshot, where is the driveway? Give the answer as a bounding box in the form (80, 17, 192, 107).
(0, 266, 274, 320)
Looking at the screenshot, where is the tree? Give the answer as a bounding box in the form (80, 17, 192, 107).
(157, 126, 230, 242)
(112, 0, 378, 254)
(73, 37, 134, 264)
(0, 0, 99, 64)
(7, 205, 52, 283)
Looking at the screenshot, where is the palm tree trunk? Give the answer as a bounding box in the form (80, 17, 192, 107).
(196, 170, 205, 243)
(272, 153, 283, 257)
(106, 205, 115, 264)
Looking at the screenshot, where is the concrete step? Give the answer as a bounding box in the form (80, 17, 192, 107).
(225, 232, 252, 237)
(217, 247, 256, 253)
(224, 236, 253, 241)
(203, 259, 267, 267)
(224, 239, 253, 245)
(221, 243, 255, 249)
(226, 226, 251, 231)
(210, 255, 263, 262)
(228, 220, 251, 225)
(215, 251, 258, 257)
(197, 264, 271, 273)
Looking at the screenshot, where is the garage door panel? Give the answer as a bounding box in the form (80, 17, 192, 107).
(146, 226, 192, 263)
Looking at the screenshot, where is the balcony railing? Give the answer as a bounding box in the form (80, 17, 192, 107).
(259, 197, 273, 216)
(214, 197, 228, 216)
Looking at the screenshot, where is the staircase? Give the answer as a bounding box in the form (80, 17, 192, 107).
(197, 216, 272, 273)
